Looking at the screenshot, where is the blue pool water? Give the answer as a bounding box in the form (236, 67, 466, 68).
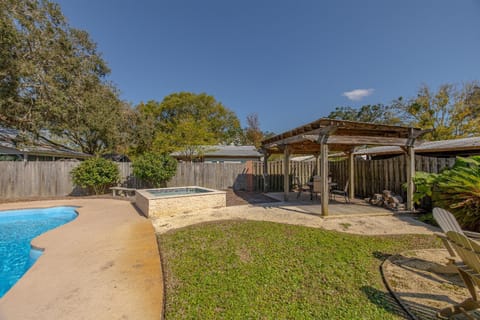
(0, 206, 77, 298)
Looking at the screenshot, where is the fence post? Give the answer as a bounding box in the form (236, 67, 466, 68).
(283, 147, 290, 201)
(406, 146, 415, 211)
(262, 150, 270, 193)
(348, 151, 355, 200)
(245, 161, 253, 192)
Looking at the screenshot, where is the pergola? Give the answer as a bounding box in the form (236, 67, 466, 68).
(260, 118, 426, 216)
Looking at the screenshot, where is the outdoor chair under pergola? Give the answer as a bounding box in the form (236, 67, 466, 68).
(260, 118, 427, 217)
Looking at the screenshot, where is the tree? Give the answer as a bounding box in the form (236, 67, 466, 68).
(243, 113, 264, 148)
(128, 100, 159, 156)
(0, 0, 127, 154)
(399, 84, 456, 140)
(132, 92, 242, 158)
(451, 83, 480, 137)
(240, 113, 275, 148)
(56, 83, 130, 154)
(395, 82, 480, 140)
(327, 104, 403, 125)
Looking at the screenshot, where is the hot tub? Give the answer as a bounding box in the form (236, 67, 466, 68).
(135, 186, 226, 218)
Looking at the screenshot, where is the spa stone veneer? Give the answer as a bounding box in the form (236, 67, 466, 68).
(135, 186, 226, 218)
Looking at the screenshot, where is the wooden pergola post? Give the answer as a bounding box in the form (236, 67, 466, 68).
(320, 141, 329, 216)
(314, 153, 320, 176)
(283, 146, 290, 201)
(348, 150, 355, 201)
(406, 145, 415, 211)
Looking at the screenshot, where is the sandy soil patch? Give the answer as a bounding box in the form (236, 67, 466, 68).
(322, 215, 438, 235)
(152, 203, 436, 236)
(383, 249, 480, 320)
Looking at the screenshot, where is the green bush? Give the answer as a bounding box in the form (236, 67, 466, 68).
(433, 156, 480, 230)
(132, 152, 177, 187)
(410, 171, 439, 205)
(411, 156, 480, 231)
(71, 157, 120, 195)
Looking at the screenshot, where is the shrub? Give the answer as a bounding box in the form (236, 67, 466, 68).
(433, 156, 480, 230)
(132, 152, 177, 187)
(71, 157, 120, 195)
(410, 171, 439, 205)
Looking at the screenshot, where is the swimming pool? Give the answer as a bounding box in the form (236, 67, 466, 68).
(0, 206, 78, 298)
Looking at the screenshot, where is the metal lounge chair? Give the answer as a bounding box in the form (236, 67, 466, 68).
(433, 207, 480, 257)
(437, 231, 480, 319)
(330, 179, 349, 203)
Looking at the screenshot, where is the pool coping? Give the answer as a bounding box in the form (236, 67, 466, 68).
(136, 186, 225, 200)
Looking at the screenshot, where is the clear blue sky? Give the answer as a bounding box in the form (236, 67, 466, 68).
(56, 0, 480, 133)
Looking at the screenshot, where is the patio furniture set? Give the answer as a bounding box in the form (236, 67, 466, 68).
(294, 176, 349, 203)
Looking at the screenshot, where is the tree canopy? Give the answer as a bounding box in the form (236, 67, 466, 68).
(240, 113, 275, 148)
(395, 82, 480, 140)
(328, 82, 480, 141)
(131, 92, 242, 159)
(327, 104, 403, 125)
(0, 0, 128, 154)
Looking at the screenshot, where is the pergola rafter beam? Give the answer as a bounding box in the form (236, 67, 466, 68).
(264, 135, 421, 152)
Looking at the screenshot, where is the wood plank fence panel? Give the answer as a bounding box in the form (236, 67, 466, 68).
(328, 155, 456, 200)
(0, 161, 249, 200)
(0, 155, 459, 200)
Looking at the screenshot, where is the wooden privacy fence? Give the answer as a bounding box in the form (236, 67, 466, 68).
(251, 155, 455, 197)
(329, 155, 456, 199)
(0, 161, 80, 199)
(0, 155, 456, 200)
(0, 161, 249, 200)
(166, 162, 248, 190)
(251, 160, 317, 192)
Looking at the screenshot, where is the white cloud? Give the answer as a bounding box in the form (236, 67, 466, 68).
(342, 88, 375, 101)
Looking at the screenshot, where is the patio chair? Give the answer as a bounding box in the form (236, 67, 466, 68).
(433, 207, 480, 257)
(330, 179, 350, 203)
(436, 231, 480, 319)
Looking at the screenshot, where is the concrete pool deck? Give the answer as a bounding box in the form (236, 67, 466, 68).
(0, 199, 163, 320)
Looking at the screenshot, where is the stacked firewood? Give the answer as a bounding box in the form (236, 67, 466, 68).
(367, 190, 405, 210)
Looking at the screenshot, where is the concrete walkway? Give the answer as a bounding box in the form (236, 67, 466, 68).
(0, 199, 163, 320)
(153, 202, 437, 236)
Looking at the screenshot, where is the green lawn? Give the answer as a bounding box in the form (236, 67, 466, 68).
(158, 220, 440, 319)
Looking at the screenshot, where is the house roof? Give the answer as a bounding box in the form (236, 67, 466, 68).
(171, 145, 262, 158)
(354, 136, 480, 156)
(101, 153, 131, 162)
(261, 118, 424, 154)
(0, 127, 90, 158)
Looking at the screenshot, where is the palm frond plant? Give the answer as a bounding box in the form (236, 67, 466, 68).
(432, 156, 480, 231)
